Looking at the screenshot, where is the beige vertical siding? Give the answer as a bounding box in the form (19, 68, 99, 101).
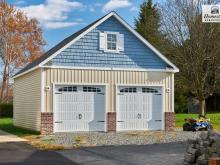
(43, 68, 173, 113)
(14, 69, 41, 131)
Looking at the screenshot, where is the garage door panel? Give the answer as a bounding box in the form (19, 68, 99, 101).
(54, 85, 105, 132)
(117, 86, 162, 131)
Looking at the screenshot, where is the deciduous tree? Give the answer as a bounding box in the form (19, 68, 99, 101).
(0, 0, 45, 102)
(160, 0, 220, 115)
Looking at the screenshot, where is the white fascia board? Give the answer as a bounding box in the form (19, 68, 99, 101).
(112, 14, 179, 72)
(13, 66, 39, 79)
(13, 12, 179, 79)
(39, 12, 178, 72)
(39, 12, 115, 67)
(41, 65, 178, 73)
(13, 12, 116, 79)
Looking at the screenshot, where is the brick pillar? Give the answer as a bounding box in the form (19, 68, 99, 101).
(165, 112, 175, 131)
(41, 112, 53, 135)
(107, 112, 116, 132)
(209, 158, 220, 165)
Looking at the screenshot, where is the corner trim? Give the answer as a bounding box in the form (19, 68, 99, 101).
(40, 69, 45, 112)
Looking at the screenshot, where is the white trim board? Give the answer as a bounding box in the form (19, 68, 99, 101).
(14, 12, 179, 79)
(39, 12, 179, 71)
(41, 65, 177, 73)
(40, 69, 45, 112)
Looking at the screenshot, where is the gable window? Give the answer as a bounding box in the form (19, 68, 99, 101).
(99, 31, 124, 52)
(107, 33, 117, 51)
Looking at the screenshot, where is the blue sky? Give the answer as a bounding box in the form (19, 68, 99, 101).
(8, 0, 162, 51)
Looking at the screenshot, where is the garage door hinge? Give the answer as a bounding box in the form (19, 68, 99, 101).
(55, 121, 63, 123)
(55, 92, 62, 94)
(155, 120, 162, 122)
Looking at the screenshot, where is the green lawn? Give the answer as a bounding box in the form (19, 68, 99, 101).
(176, 113, 220, 131)
(0, 118, 40, 137)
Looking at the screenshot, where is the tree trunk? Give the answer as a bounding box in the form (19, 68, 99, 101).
(199, 100, 206, 116)
(5, 65, 9, 103)
(0, 63, 9, 102)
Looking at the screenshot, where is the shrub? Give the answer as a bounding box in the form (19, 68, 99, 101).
(175, 93, 188, 113)
(0, 103, 13, 117)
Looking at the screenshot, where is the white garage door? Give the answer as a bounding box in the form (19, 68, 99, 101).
(117, 86, 163, 131)
(54, 85, 106, 132)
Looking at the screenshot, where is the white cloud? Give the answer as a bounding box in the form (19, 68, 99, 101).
(18, 0, 84, 29)
(130, 6, 138, 12)
(44, 22, 79, 29)
(102, 0, 132, 13)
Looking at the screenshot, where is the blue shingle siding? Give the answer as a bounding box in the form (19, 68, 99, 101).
(46, 16, 167, 69)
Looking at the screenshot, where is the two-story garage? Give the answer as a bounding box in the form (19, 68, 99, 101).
(13, 12, 179, 134)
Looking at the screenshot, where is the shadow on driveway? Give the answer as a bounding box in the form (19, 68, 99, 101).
(0, 141, 186, 165)
(0, 142, 78, 165)
(58, 142, 186, 165)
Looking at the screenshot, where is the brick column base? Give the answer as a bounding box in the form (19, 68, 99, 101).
(107, 112, 116, 132)
(165, 112, 175, 131)
(41, 112, 53, 135)
(209, 157, 220, 165)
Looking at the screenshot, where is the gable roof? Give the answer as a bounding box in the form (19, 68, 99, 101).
(14, 11, 179, 78)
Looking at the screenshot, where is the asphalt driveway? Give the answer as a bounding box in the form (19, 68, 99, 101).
(0, 142, 186, 165)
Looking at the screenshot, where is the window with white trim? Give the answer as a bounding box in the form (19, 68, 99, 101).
(120, 87, 137, 93)
(83, 86, 101, 93)
(107, 33, 117, 51)
(99, 31, 124, 52)
(142, 88, 158, 93)
(58, 86, 77, 92)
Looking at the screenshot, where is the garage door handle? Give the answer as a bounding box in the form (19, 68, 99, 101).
(55, 121, 63, 123)
(96, 121, 105, 122)
(55, 92, 62, 94)
(155, 120, 162, 122)
(117, 121, 125, 122)
(97, 93, 104, 95)
(155, 94, 161, 95)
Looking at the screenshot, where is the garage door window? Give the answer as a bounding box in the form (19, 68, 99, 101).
(58, 86, 77, 92)
(120, 87, 137, 93)
(83, 86, 101, 93)
(142, 87, 158, 93)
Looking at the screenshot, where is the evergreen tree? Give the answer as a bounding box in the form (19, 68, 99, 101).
(135, 0, 163, 49)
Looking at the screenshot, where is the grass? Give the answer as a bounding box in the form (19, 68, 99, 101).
(0, 118, 40, 137)
(176, 113, 220, 131)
